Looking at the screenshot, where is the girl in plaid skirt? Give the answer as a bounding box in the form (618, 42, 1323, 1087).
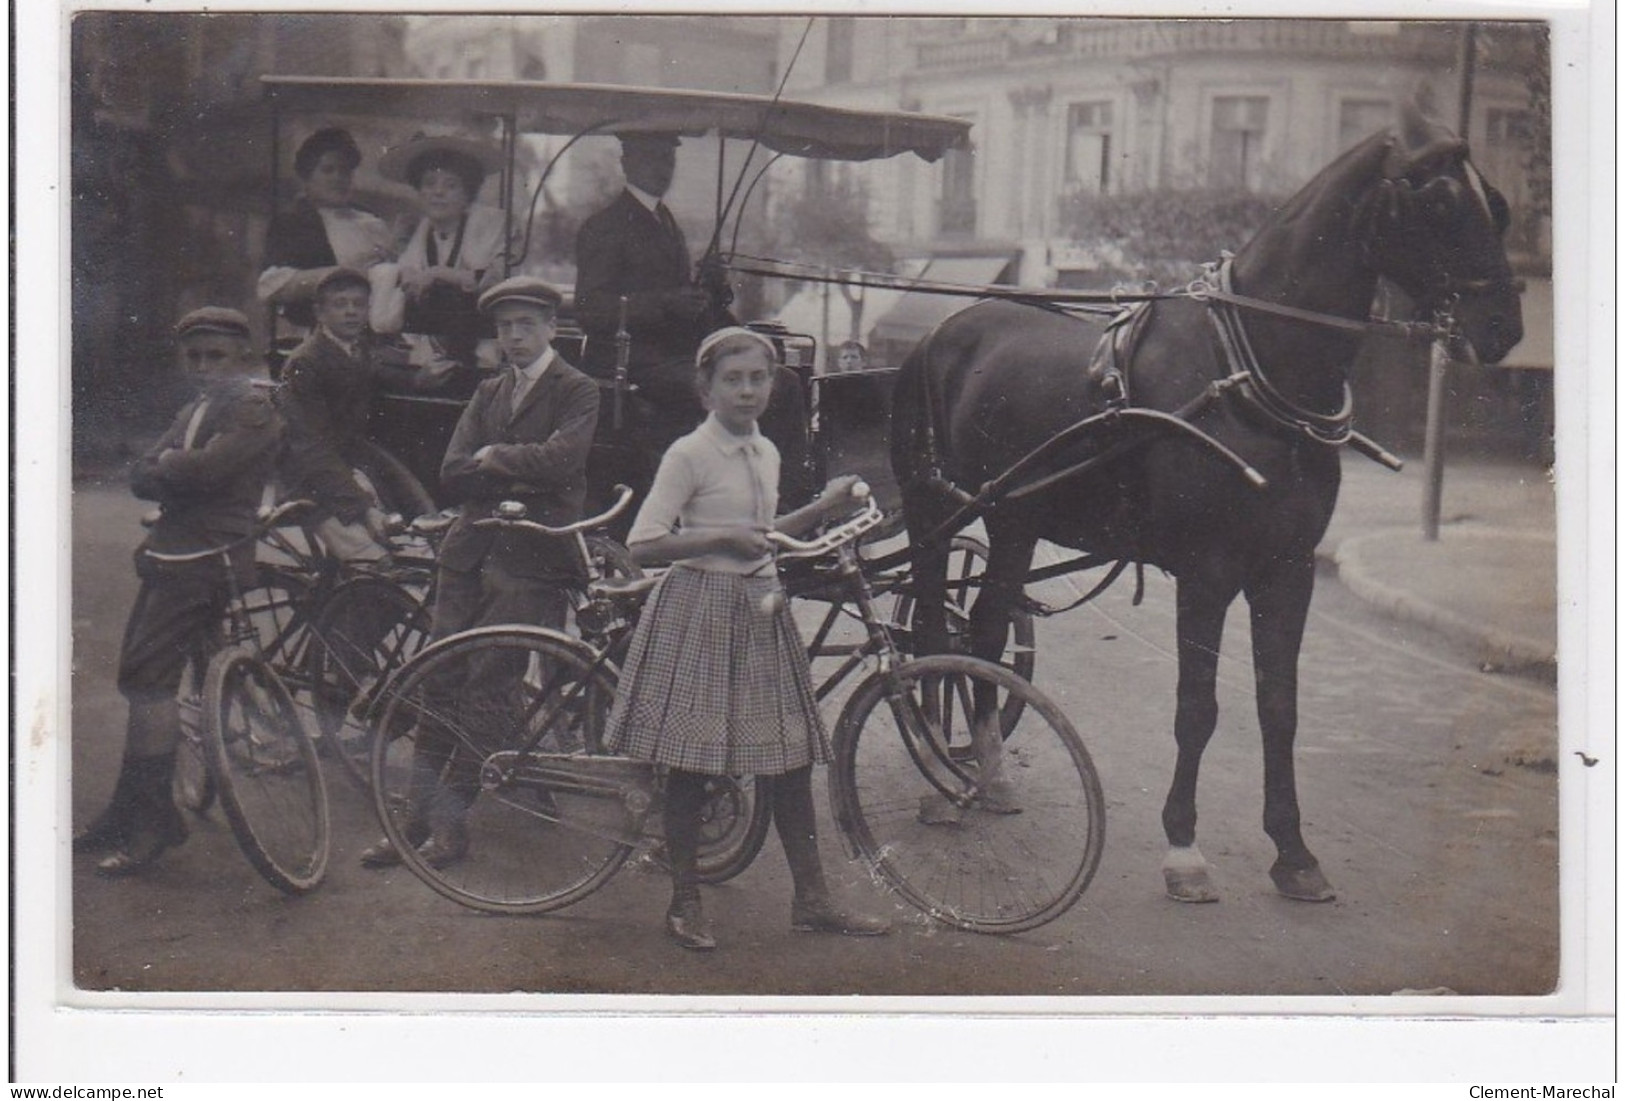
(602, 327, 891, 950)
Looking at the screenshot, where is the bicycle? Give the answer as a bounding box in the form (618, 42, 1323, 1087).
(367, 485, 1104, 934)
(365, 485, 774, 914)
(147, 499, 332, 894)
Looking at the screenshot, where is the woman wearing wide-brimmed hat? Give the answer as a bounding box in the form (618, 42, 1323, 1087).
(371, 133, 510, 392)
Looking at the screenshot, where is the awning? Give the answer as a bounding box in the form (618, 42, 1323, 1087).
(867, 255, 1016, 345)
(1497, 277, 1554, 369)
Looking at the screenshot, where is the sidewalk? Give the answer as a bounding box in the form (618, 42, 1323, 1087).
(1319, 452, 1557, 675)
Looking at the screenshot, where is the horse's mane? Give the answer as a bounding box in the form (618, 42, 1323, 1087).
(1266, 127, 1397, 230)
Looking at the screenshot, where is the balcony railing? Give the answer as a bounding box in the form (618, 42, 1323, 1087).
(913, 19, 1457, 71)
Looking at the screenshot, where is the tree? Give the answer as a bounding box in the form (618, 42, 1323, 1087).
(766, 172, 894, 342)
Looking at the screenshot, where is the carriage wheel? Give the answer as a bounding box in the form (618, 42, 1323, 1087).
(829, 654, 1103, 935)
(306, 575, 433, 794)
(891, 534, 1037, 734)
(352, 439, 437, 521)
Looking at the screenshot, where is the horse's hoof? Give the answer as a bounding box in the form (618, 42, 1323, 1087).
(1164, 868, 1220, 903)
(976, 778, 1023, 815)
(917, 793, 963, 827)
(1162, 847, 1219, 903)
(1271, 860, 1336, 902)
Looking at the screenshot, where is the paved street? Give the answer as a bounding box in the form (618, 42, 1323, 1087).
(64, 470, 1562, 1000)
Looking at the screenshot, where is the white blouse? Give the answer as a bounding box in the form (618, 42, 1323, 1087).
(628, 414, 780, 575)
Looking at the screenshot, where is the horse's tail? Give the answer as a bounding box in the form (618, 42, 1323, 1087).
(888, 328, 940, 499)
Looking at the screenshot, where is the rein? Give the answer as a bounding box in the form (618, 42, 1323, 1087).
(724, 254, 1446, 343)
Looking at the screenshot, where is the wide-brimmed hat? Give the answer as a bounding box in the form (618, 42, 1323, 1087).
(378, 133, 504, 189)
(478, 276, 564, 315)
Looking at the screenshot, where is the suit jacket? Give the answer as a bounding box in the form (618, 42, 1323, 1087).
(276, 328, 418, 523)
(132, 377, 282, 580)
(574, 189, 711, 377)
(437, 355, 601, 578)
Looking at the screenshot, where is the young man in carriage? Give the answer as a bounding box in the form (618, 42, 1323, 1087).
(573, 130, 811, 510)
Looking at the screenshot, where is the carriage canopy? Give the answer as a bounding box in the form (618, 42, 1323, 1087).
(260, 76, 971, 163)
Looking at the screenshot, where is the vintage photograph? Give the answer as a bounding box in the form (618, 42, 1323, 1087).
(18, 0, 1610, 1081)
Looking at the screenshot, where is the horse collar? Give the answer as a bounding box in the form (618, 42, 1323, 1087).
(1204, 260, 1354, 449)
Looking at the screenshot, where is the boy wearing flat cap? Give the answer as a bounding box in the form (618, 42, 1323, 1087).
(358, 276, 599, 870)
(277, 266, 439, 562)
(74, 307, 283, 876)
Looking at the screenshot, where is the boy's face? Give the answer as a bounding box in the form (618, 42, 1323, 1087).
(492, 302, 557, 366)
(315, 284, 370, 343)
(177, 333, 251, 381)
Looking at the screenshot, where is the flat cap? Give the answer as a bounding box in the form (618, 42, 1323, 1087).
(316, 266, 372, 297)
(478, 276, 563, 314)
(173, 306, 252, 341)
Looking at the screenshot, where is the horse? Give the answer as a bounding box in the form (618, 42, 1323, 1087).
(889, 104, 1524, 904)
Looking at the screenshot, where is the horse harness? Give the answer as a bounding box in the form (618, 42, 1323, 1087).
(914, 257, 1445, 616)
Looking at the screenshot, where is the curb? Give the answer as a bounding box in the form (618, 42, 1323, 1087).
(1330, 528, 1557, 671)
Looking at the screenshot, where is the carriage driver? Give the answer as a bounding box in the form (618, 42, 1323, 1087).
(573, 131, 810, 505)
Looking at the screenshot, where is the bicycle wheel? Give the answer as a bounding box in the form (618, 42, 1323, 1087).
(693, 775, 772, 885)
(829, 654, 1103, 935)
(369, 626, 637, 914)
(306, 574, 432, 792)
(174, 650, 215, 814)
(203, 646, 331, 894)
(892, 534, 1037, 733)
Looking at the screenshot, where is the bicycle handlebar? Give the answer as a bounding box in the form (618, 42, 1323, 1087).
(471, 484, 636, 538)
(142, 498, 317, 565)
(765, 483, 885, 560)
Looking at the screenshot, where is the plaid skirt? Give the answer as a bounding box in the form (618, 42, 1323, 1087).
(602, 564, 831, 775)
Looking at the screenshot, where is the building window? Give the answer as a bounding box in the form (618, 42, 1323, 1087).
(1064, 101, 1113, 195)
(939, 140, 977, 236)
(826, 18, 855, 84)
(1209, 95, 1269, 190)
(1482, 105, 1535, 247)
(1337, 98, 1392, 151)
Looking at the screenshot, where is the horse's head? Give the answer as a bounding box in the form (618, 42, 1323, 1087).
(1356, 105, 1524, 363)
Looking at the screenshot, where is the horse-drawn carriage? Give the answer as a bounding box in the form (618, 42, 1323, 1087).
(259, 74, 971, 522)
(256, 71, 1524, 920)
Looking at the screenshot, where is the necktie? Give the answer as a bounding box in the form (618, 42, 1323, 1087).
(656, 203, 680, 243)
(510, 367, 534, 415)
